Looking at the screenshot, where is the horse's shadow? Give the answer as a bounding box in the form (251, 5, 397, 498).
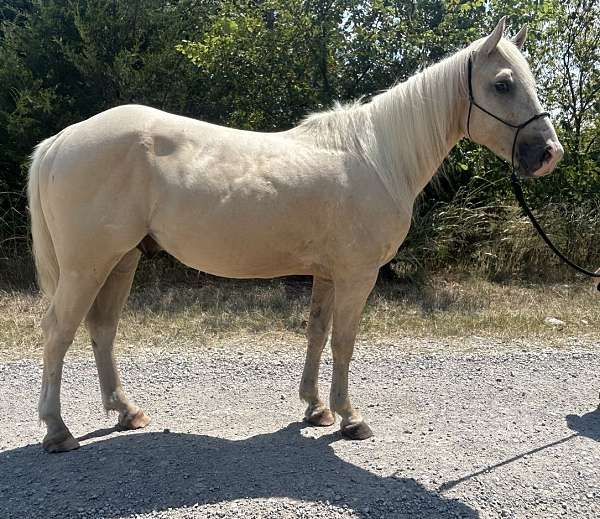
(566, 407, 600, 441)
(1, 422, 478, 518)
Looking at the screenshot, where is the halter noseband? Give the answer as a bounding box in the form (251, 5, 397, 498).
(466, 55, 550, 171)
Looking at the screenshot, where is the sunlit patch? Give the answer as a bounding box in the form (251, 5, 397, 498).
(185, 498, 363, 518)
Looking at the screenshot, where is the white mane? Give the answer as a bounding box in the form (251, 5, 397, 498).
(290, 39, 528, 210)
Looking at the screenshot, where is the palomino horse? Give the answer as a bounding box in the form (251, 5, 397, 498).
(29, 18, 563, 452)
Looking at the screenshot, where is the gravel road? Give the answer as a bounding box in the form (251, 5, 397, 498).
(1, 337, 599, 519)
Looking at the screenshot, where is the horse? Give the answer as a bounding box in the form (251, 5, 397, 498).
(28, 17, 563, 452)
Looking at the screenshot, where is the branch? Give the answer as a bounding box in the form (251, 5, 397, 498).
(584, 133, 598, 155)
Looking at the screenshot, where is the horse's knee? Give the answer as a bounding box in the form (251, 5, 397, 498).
(307, 319, 328, 343)
(308, 297, 333, 333)
(86, 313, 117, 347)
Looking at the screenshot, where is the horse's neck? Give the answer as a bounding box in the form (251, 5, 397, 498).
(366, 52, 468, 209)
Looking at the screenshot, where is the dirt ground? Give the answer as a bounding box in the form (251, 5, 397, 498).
(1, 336, 599, 518)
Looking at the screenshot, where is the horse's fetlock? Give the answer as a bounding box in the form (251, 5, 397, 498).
(299, 388, 314, 402)
(102, 388, 128, 411)
(37, 408, 48, 423)
(102, 393, 120, 410)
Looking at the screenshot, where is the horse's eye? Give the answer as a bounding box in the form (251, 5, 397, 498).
(495, 81, 510, 93)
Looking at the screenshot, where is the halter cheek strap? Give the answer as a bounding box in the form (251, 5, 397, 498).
(466, 54, 600, 279)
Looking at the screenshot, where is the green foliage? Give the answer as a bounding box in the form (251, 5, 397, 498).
(0, 0, 598, 281)
(176, 0, 340, 129)
(0, 0, 217, 250)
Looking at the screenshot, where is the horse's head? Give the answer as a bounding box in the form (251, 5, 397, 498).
(466, 17, 563, 177)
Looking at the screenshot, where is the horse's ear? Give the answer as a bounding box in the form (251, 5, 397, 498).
(481, 16, 506, 55)
(512, 25, 528, 50)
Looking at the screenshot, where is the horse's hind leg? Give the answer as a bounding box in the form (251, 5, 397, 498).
(299, 277, 335, 426)
(85, 249, 149, 429)
(39, 267, 111, 452)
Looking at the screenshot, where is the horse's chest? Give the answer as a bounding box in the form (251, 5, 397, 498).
(340, 215, 410, 268)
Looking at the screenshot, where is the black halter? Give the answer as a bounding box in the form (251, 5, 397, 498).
(466, 55, 600, 280)
(466, 55, 550, 170)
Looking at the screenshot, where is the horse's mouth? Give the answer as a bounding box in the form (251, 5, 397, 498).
(515, 140, 564, 178)
(532, 157, 560, 178)
(516, 156, 559, 178)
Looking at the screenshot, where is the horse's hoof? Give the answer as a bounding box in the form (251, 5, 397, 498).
(305, 407, 335, 427)
(341, 421, 373, 440)
(43, 431, 80, 453)
(118, 409, 151, 430)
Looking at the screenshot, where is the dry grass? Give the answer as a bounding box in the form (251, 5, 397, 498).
(362, 276, 600, 339)
(1, 272, 599, 360)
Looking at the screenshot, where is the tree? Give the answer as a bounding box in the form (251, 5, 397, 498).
(0, 0, 219, 252)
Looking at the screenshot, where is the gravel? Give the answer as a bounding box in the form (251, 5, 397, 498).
(0, 337, 599, 518)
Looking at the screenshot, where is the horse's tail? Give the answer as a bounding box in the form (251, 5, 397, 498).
(28, 136, 60, 297)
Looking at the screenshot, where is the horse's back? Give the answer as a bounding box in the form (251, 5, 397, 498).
(43, 104, 320, 189)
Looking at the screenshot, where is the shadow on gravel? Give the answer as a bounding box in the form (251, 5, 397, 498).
(439, 408, 600, 493)
(566, 407, 600, 441)
(0, 422, 478, 518)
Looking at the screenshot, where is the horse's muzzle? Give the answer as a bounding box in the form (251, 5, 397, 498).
(517, 140, 564, 178)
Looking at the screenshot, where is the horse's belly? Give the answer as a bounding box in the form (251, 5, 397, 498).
(156, 231, 318, 278)
(146, 142, 356, 279)
(151, 202, 327, 278)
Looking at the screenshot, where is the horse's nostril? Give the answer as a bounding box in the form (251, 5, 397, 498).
(541, 146, 553, 164)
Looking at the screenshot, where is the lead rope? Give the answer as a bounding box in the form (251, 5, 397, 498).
(466, 55, 600, 280)
(510, 172, 600, 278)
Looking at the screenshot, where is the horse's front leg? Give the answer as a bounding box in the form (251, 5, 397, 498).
(299, 277, 335, 426)
(328, 271, 378, 440)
